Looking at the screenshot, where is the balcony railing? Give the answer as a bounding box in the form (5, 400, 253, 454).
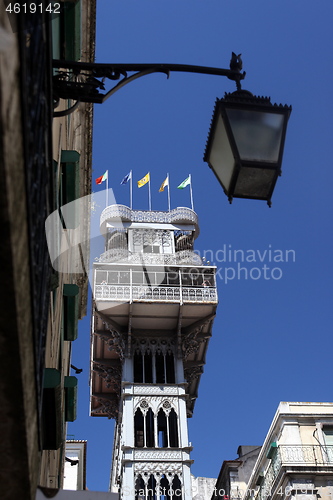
(94, 284, 217, 303)
(100, 205, 199, 234)
(97, 249, 203, 266)
(256, 445, 333, 500)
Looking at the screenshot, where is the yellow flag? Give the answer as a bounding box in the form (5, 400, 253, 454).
(159, 176, 169, 192)
(137, 173, 150, 188)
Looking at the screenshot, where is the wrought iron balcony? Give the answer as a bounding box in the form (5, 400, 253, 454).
(94, 284, 217, 304)
(96, 249, 203, 266)
(100, 204, 199, 235)
(256, 445, 333, 500)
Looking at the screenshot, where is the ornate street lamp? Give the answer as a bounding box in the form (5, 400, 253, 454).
(204, 88, 291, 206)
(52, 53, 291, 205)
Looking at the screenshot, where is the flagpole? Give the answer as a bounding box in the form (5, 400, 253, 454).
(189, 174, 194, 211)
(167, 173, 171, 212)
(106, 169, 109, 207)
(148, 172, 152, 211)
(130, 169, 133, 210)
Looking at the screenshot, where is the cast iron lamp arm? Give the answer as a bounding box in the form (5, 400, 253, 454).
(52, 53, 245, 116)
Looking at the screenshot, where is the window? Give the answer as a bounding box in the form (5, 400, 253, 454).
(135, 474, 182, 500)
(134, 351, 144, 383)
(135, 475, 145, 500)
(165, 352, 175, 384)
(59, 150, 80, 229)
(157, 409, 168, 447)
(144, 351, 153, 383)
(169, 409, 179, 447)
(51, 1, 82, 61)
(134, 409, 144, 447)
(134, 408, 155, 448)
(323, 427, 333, 462)
(134, 405, 179, 449)
(146, 409, 155, 448)
(155, 352, 165, 384)
(144, 245, 160, 254)
(134, 347, 176, 384)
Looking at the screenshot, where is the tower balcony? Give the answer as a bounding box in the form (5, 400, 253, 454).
(93, 264, 218, 325)
(100, 204, 200, 237)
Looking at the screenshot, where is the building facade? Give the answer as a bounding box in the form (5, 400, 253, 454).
(90, 204, 218, 499)
(212, 446, 262, 500)
(63, 441, 87, 491)
(244, 403, 333, 500)
(0, 1, 95, 498)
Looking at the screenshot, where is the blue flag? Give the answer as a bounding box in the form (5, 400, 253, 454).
(121, 172, 131, 185)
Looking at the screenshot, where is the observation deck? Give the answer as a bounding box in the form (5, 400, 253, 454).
(99, 204, 200, 237)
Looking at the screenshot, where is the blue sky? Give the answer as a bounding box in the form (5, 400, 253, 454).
(68, 0, 333, 491)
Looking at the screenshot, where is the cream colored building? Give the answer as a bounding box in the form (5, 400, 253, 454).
(244, 402, 333, 500)
(212, 446, 262, 500)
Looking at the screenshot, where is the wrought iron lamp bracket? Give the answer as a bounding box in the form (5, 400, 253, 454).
(52, 53, 246, 117)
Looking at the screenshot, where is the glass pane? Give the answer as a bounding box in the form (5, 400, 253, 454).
(226, 108, 284, 162)
(208, 113, 235, 190)
(234, 167, 276, 199)
(119, 272, 130, 284)
(323, 428, 333, 445)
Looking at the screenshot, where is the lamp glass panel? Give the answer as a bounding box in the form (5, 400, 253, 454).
(226, 108, 284, 162)
(208, 113, 235, 191)
(234, 166, 277, 199)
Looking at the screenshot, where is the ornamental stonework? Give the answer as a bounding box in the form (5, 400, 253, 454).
(134, 396, 178, 414)
(134, 461, 182, 478)
(134, 450, 182, 461)
(133, 385, 178, 396)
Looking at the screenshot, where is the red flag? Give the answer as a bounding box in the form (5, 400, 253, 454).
(95, 175, 103, 185)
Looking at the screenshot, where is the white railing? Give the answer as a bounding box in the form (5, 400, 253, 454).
(256, 445, 333, 500)
(96, 250, 203, 265)
(100, 205, 199, 231)
(94, 284, 217, 303)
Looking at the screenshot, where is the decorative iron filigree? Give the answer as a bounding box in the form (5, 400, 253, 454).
(184, 366, 203, 384)
(52, 58, 246, 115)
(182, 326, 205, 361)
(92, 396, 119, 420)
(93, 362, 122, 390)
(97, 318, 126, 360)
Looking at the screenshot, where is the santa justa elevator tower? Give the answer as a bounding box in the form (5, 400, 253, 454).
(90, 204, 218, 500)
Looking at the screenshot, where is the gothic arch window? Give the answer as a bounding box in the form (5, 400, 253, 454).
(135, 474, 182, 500)
(171, 475, 182, 500)
(134, 408, 144, 447)
(135, 475, 145, 500)
(134, 406, 155, 448)
(146, 408, 154, 447)
(168, 409, 179, 447)
(147, 474, 157, 500)
(157, 408, 168, 447)
(160, 474, 171, 500)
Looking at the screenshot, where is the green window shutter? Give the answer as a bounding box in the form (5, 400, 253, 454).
(267, 441, 278, 459)
(63, 284, 80, 341)
(64, 0, 82, 61)
(42, 369, 63, 450)
(60, 150, 80, 229)
(64, 376, 78, 422)
(51, 7, 61, 60)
